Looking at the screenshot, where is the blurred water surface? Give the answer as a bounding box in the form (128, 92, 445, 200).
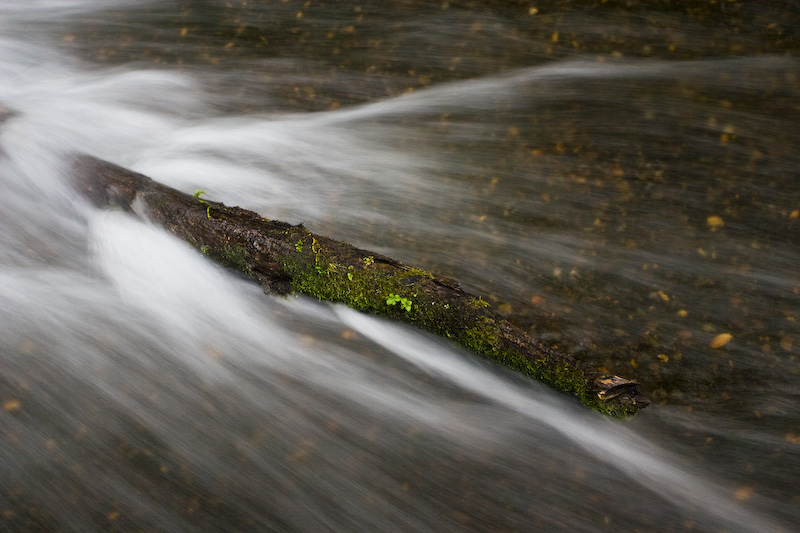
(1, 1, 799, 531)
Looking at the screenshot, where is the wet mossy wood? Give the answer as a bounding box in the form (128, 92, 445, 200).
(73, 155, 648, 417)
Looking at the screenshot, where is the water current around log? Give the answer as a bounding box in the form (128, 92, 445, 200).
(1, 1, 798, 531)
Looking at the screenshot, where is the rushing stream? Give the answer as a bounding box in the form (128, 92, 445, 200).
(2, 1, 799, 531)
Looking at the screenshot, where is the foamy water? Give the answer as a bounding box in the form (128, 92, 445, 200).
(2, 1, 798, 531)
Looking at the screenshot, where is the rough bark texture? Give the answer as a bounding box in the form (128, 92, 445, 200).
(73, 155, 648, 417)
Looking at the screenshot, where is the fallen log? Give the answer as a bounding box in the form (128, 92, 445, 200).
(73, 155, 648, 417)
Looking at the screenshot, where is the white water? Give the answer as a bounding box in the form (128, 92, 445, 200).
(2, 1, 797, 531)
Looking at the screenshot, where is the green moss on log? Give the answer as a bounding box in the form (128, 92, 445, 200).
(277, 236, 629, 416)
(72, 154, 648, 418)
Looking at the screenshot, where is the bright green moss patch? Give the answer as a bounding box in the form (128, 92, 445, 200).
(282, 250, 411, 314)
(461, 316, 500, 354)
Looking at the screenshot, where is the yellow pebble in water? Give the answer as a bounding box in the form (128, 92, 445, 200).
(734, 486, 753, 501)
(707, 215, 724, 231)
(710, 333, 733, 349)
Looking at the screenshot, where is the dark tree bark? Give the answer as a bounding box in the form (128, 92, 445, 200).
(73, 155, 648, 417)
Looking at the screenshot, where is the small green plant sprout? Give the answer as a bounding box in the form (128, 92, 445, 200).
(470, 297, 489, 308)
(386, 293, 412, 312)
(363, 256, 374, 266)
(295, 239, 304, 252)
(347, 272, 354, 281)
(193, 189, 211, 219)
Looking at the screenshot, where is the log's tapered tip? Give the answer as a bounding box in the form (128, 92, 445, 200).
(594, 374, 648, 415)
(72, 155, 147, 210)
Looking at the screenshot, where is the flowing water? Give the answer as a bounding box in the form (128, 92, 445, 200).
(1, 1, 799, 531)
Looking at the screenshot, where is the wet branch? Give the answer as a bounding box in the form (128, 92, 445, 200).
(73, 155, 648, 417)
